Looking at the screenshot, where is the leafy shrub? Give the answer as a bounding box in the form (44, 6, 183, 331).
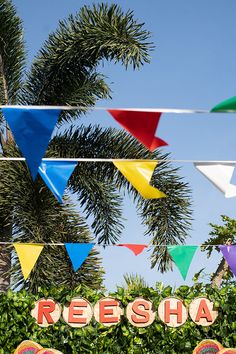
(0, 283, 235, 353)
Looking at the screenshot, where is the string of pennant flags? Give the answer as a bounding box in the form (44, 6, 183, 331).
(1, 94, 236, 112)
(0, 158, 236, 202)
(4, 243, 236, 281)
(0, 95, 236, 179)
(0, 96, 236, 202)
(1, 96, 236, 281)
(38, 160, 236, 200)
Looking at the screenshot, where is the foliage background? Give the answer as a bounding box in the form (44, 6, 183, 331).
(2, 284, 235, 354)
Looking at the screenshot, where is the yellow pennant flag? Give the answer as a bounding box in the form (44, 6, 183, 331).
(113, 160, 166, 199)
(14, 243, 44, 280)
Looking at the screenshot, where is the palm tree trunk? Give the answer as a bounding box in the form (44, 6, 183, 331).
(0, 225, 11, 292)
(0, 54, 8, 103)
(0, 53, 13, 142)
(0, 54, 12, 291)
(211, 239, 232, 288)
(211, 257, 228, 288)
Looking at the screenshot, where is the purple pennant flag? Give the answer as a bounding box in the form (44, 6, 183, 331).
(219, 245, 236, 276)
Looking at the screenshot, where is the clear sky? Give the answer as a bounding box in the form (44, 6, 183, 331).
(12, 0, 236, 290)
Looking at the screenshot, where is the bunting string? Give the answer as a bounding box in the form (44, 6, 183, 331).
(1, 158, 236, 202)
(0, 105, 216, 113)
(0, 242, 229, 246)
(0, 158, 236, 163)
(4, 242, 235, 281)
(0, 100, 236, 279)
(0, 105, 234, 113)
(1, 104, 236, 183)
(0, 97, 236, 112)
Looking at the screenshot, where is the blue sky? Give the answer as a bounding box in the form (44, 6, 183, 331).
(12, 0, 236, 290)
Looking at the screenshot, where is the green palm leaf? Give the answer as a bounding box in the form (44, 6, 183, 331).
(0, 1, 191, 291)
(50, 125, 192, 271)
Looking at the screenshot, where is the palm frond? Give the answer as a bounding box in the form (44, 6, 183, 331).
(201, 215, 236, 257)
(20, 3, 153, 122)
(0, 0, 25, 105)
(0, 143, 104, 292)
(50, 124, 192, 271)
(123, 273, 149, 292)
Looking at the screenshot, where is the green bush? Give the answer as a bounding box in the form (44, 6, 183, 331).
(1, 283, 235, 354)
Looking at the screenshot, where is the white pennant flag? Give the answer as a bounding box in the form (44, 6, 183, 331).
(194, 163, 236, 198)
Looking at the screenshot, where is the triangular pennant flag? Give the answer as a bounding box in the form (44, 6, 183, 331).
(113, 160, 166, 199)
(39, 161, 77, 203)
(211, 96, 236, 112)
(167, 245, 198, 280)
(107, 109, 167, 151)
(117, 244, 148, 256)
(2, 107, 61, 179)
(194, 162, 236, 198)
(230, 164, 236, 185)
(65, 243, 94, 272)
(219, 245, 236, 276)
(14, 243, 44, 280)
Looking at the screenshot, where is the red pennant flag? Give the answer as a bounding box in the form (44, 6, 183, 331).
(117, 244, 148, 256)
(107, 109, 168, 151)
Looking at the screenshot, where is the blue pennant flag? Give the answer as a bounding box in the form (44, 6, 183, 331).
(65, 243, 95, 272)
(39, 161, 77, 203)
(2, 107, 61, 179)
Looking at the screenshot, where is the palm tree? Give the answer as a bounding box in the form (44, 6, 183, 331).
(0, 0, 192, 292)
(122, 273, 148, 292)
(201, 215, 236, 288)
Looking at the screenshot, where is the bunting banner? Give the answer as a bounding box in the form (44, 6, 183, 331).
(14, 243, 44, 280)
(2, 242, 235, 279)
(107, 109, 167, 151)
(117, 244, 148, 256)
(64, 243, 95, 272)
(211, 96, 236, 112)
(38, 161, 77, 203)
(194, 163, 236, 198)
(167, 245, 198, 280)
(113, 160, 166, 199)
(219, 245, 236, 277)
(2, 107, 61, 179)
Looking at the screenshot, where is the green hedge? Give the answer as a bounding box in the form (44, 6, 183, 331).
(1, 283, 236, 354)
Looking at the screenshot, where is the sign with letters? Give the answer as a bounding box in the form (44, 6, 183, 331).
(31, 296, 218, 328)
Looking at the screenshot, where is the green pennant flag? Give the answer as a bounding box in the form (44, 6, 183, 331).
(211, 96, 236, 112)
(167, 245, 198, 280)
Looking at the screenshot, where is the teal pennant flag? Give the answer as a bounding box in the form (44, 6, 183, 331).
(211, 96, 236, 112)
(2, 107, 61, 179)
(38, 161, 77, 203)
(167, 245, 198, 280)
(65, 243, 95, 272)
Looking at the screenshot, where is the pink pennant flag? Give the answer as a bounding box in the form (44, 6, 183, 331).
(117, 244, 148, 256)
(107, 109, 168, 151)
